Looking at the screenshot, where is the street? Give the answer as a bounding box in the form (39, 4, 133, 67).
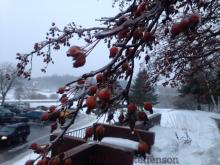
(0, 124, 51, 164)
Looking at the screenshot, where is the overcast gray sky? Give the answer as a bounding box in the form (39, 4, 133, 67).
(0, 0, 141, 78)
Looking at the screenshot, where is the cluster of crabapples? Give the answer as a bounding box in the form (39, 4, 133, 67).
(39, 72, 114, 133)
(41, 105, 66, 133)
(39, 73, 113, 133)
(121, 102, 153, 154)
(171, 13, 200, 37)
(66, 46, 86, 68)
(118, 102, 153, 131)
(63, 5, 156, 70)
(26, 143, 73, 165)
(114, 1, 156, 42)
(85, 73, 112, 114)
(30, 106, 83, 165)
(84, 125, 105, 141)
(26, 145, 72, 165)
(116, 24, 155, 43)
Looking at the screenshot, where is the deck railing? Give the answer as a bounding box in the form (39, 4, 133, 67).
(65, 126, 93, 140)
(65, 113, 161, 139)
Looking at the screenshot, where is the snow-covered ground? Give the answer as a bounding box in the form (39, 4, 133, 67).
(3, 108, 220, 165)
(134, 108, 220, 165)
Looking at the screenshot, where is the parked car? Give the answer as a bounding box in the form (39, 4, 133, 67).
(0, 123, 30, 146)
(35, 106, 48, 111)
(22, 110, 44, 121)
(0, 106, 15, 123)
(2, 104, 21, 114)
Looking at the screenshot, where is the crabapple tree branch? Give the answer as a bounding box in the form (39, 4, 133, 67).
(17, 0, 220, 164)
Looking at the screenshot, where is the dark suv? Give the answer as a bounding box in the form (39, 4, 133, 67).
(0, 123, 30, 146)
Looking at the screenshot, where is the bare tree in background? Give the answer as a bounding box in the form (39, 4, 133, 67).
(0, 63, 18, 105)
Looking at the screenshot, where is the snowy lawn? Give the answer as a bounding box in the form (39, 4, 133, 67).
(3, 108, 220, 165)
(134, 109, 220, 165)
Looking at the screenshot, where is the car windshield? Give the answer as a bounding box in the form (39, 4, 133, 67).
(0, 126, 15, 132)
